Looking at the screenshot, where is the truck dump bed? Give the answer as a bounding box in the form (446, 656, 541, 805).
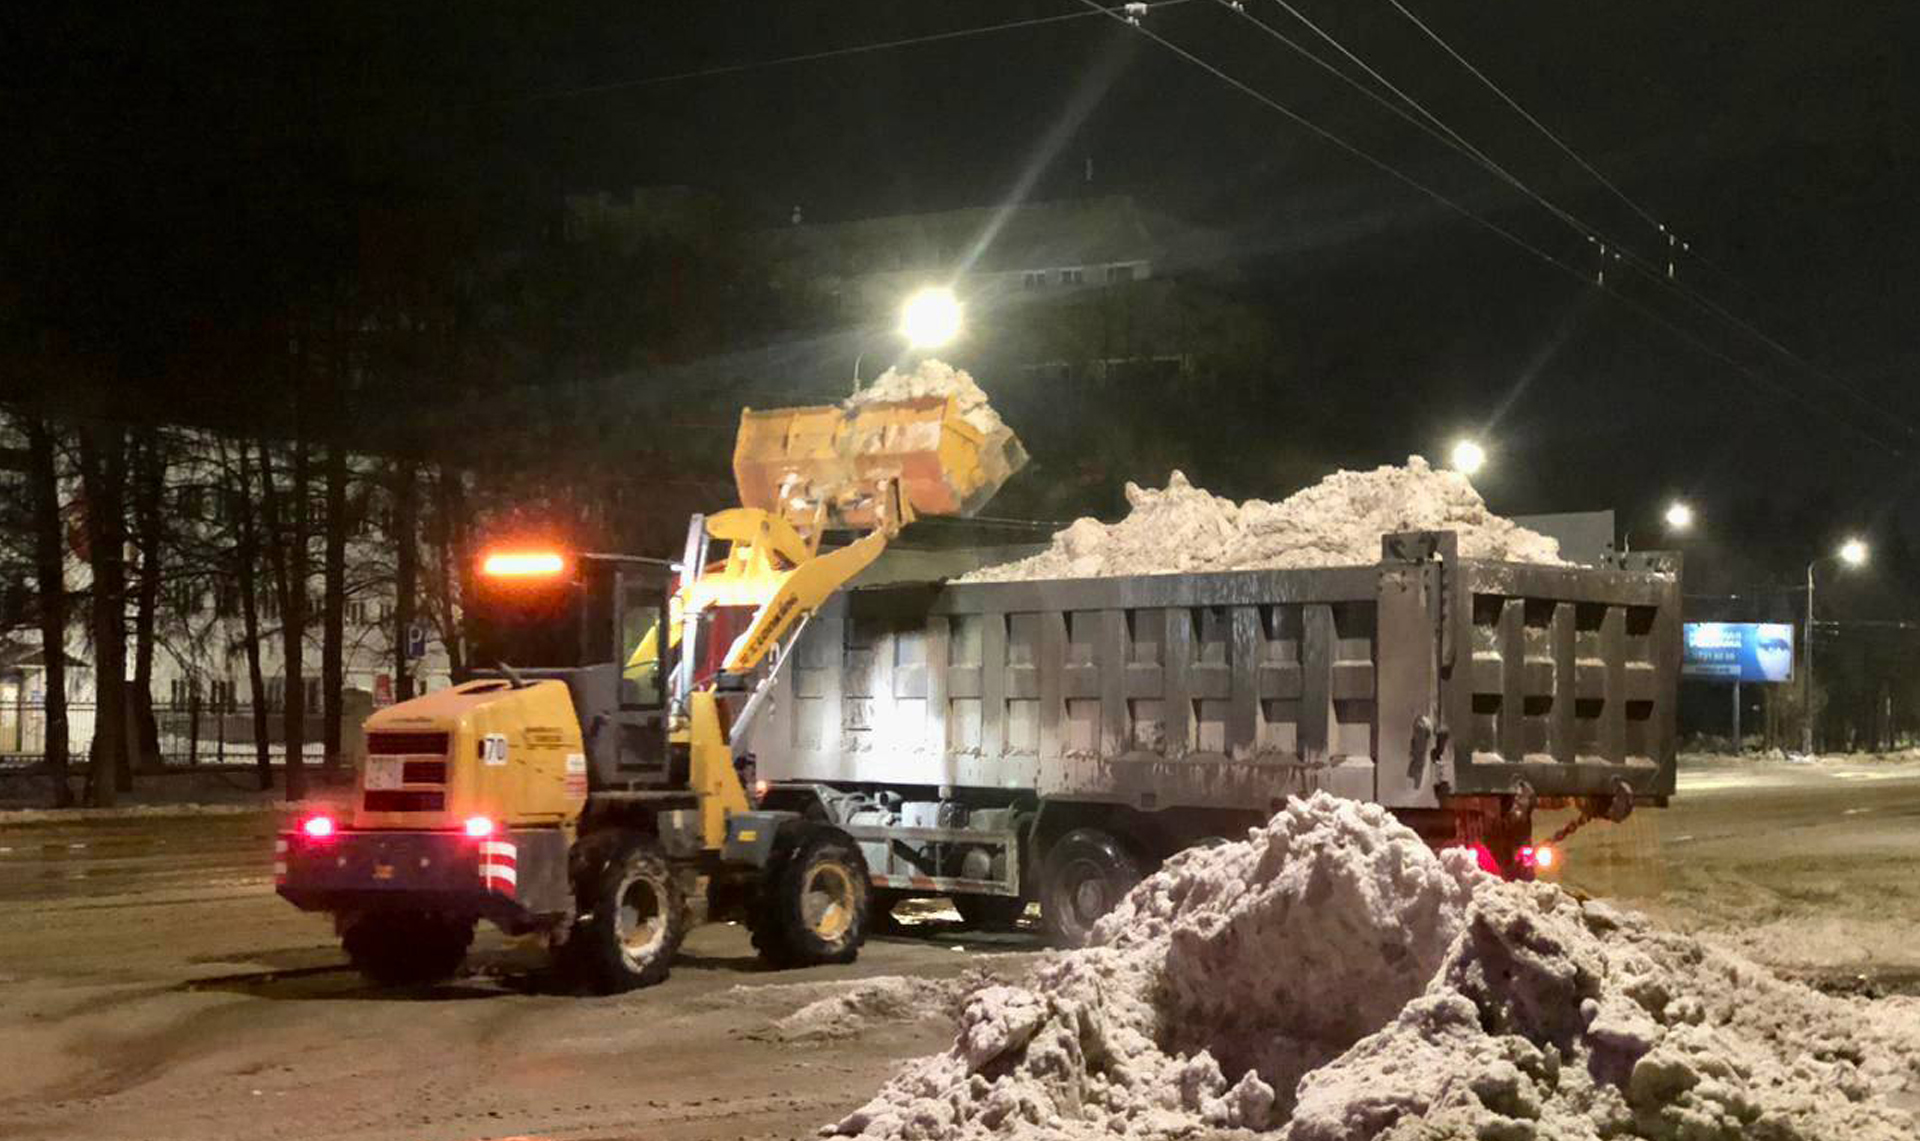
(752, 533, 1681, 814)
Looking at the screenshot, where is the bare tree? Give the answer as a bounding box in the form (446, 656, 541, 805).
(227, 442, 274, 791)
(256, 436, 310, 801)
(129, 430, 167, 769)
(321, 439, 347, 773)
(24, 417, 74, 807)
(426, 463, 469, 680)
(391, 460, 419, 701)
(75, 420, 128, 805)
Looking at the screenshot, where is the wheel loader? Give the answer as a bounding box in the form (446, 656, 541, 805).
(275, 391, 1027, 990)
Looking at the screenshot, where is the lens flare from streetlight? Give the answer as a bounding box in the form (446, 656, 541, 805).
(900, 287, 962, 349)
(1840, 538, 1868, 567)
(1664, 501, 1694, 532)
(1448, 439, 1486, 476)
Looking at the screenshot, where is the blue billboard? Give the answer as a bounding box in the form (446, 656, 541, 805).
(1682, 622, 1794, 683)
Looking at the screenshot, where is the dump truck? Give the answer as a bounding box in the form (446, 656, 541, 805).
(740, 533, 1683, 945)
(276, 389, 1029, 990)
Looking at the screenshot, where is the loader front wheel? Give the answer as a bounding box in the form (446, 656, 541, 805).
(342, 912, 474, 987)
(752, 826, 870, 968)
(572, 836, 686, 993)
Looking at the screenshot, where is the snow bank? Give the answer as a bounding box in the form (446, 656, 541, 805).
(828, 793, 1920, 1140)
(849, 360, 1008, 438)
(748, 973, 1001, 1043)
(959, 459, 1564, 582)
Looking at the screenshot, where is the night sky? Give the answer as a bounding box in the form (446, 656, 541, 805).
(7, 2, 1918, 583)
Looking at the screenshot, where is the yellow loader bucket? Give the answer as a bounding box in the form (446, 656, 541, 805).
(734, 395, 1027, 530)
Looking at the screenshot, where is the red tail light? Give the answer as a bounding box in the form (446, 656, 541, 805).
(1518, 843, 1559, 871)
(463, 816, 495, 839)
(302, 815, 336, 839)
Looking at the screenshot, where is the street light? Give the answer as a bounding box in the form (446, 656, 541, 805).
(899, 286, 962, 349)
(1448, 439, 1486, 477)
(1803, 537, 1869, 755)
(1621, 500, 1697, 553)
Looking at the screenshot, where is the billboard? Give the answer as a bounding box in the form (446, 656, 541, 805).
(1682, 622, 1794, 683)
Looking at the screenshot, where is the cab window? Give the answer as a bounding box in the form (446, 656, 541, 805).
(618, 580, 664, 709)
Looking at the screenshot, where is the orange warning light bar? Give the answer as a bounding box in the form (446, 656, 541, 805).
(481, 550, 566, 578)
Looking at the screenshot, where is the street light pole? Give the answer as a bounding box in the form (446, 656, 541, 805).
(1803, 559, 1816, 756)
(1803, 538, 1870, 755)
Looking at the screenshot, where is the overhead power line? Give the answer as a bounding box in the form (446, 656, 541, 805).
(467, 0, 1199, 110)
(1365, 0, 1916, 443)
(1220, 0, 1919, 447)
(1073, 1, 1907, 457)
(1380, 0, 1667, 235)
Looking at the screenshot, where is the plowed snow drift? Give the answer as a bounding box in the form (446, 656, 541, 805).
(960, 459, 1564, 581)
(829, 794, 1920, 1140)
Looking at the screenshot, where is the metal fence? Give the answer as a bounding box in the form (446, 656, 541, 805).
(0, 700, 352, 769)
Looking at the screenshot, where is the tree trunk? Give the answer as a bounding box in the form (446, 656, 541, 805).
(431, 463, 469, 681)
(75, 422, 128, 807)
(322, 441, 347, 773)
(257, 437, 308, 802)
(392, 461, 419, 701)
(24, 418, 74, 809)
(231, 444, 274, 791)
(130, 431, 165, 772)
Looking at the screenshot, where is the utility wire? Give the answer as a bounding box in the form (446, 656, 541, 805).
(1368, 0, 1917, 442)
(466, 0, 1199, 110)
(1075, 2, 1908, 457)
(1380, 0, 1665, 234)
(1224, 0, 1919, 445)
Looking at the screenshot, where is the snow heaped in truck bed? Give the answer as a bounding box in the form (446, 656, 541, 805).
(848, 359, 1008, 438)
(959, 458, 1566, 582)
(827, 793, 1920, 1141)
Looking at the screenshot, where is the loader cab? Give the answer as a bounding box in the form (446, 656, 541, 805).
(468, 550, 676, 788)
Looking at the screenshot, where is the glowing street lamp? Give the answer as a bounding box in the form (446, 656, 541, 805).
(1448, 439, 1486, 477)
(899, 286, 962, 350)
(1621, 500, 1697, 554)
(1803, 537, 1869, 754)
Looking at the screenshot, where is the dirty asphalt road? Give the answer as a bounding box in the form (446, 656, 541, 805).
(3, 755, 1917, 1141)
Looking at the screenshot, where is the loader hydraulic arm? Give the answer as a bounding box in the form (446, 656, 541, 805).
(682, 477, 914, 677)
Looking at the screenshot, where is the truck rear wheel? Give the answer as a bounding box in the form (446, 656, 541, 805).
(572, 836, 686, 993)
(752, 826, 870, 968)
(342, 912, 475, 987)
(1039, 828, 1141, 948)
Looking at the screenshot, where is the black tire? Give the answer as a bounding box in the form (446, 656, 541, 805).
(571, 835, 687, 993)
(1039, 828, 1141, 948)
(342, 912, 475, 987)
(952, 893, 1028, 930)
(751, 826, 870, 968)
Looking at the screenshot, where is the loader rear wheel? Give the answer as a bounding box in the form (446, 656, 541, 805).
(953, 894, 1028, 930)
(752, 826, 870, 968)
(1039, 828, 1141, 948)
(343, 912, 474, 987)
(572, 836, 686, 993)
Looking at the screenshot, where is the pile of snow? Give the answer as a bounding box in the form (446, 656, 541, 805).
(749, 973, 1000, 1043)
(828, 793, 1920, 1140)
(959, 459, 1564, 582)
(849, 360, 1008, 438)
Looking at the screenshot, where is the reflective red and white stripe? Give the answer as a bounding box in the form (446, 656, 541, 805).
(479, 839, 517, 897)
(274, 838, 288, 884)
